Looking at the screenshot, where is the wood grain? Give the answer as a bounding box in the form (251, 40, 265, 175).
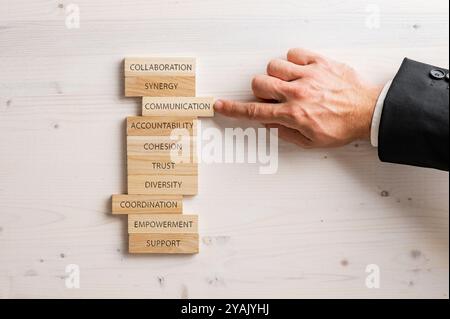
(128, 214, 198, 234)
(129, 233, 199, 254)
(112, 194, 183, 214)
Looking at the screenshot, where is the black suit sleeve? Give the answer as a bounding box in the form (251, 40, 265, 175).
(378, 58, 449, 171)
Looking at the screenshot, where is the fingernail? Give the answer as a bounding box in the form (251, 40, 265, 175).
(214, 100, 224, 111)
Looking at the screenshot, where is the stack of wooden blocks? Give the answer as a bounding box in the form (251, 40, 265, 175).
(111, 57, 214, 254)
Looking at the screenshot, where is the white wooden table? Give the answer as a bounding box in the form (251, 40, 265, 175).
(0, 0, 448, 299)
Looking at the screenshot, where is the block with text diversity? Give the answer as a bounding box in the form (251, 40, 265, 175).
(128, 175, 198, 195)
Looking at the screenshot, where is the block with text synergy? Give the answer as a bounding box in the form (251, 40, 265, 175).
(112, 57, 214, 254)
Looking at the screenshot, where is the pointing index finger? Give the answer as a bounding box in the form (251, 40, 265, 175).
(214, 99, 282, 123)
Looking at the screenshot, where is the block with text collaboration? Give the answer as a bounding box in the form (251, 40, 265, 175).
(112, 57, 214, 254)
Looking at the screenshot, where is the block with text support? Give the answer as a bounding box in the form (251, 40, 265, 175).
(111, 194, 182, 215)
(129, 233, 199, 254)
(128, 214, 198, 234)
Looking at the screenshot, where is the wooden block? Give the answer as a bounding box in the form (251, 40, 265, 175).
(126, 117, 196, 136)
(124, 58, 196, 77)
(128, 157, 198, 175)
(127, 136, 197, 175)
(142, 97, 214, 117)
(128, 214, 198, 234)
(111, 194, 182, 214)
(128, 175, 198, 195)
(124, 76, 195, 97)
(129, 233, 199, 254)
(127, 136, 196, 157)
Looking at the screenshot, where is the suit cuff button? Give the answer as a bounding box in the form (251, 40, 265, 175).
(430, 69, 446, 80)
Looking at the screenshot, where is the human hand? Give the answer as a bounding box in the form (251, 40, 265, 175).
(214, 48, 383, 148)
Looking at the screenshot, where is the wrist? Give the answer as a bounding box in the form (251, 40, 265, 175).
(358, 84, 384, 141)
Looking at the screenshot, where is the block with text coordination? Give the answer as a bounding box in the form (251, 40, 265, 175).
(128, 214, 198, 234)
(124, 58, 196, 77)
(112, 194, 182, 215)
(129, 233, 199, 254)
(143, 97, 214, 117)
(128, 175, 198, 195)
(127, 117, 196, 136)
(125, 76, 195, 97)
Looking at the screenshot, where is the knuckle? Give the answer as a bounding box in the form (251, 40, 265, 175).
(228, 101, 237, 114)
(287, 85, 309, 99)
(246, 103, 258, 119)
(291, 107, 307, 122)
(274, 104, 293, 119)
(283, 84, 298, 97)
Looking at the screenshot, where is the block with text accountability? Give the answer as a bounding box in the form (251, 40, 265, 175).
(126, 116, 197, 136)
